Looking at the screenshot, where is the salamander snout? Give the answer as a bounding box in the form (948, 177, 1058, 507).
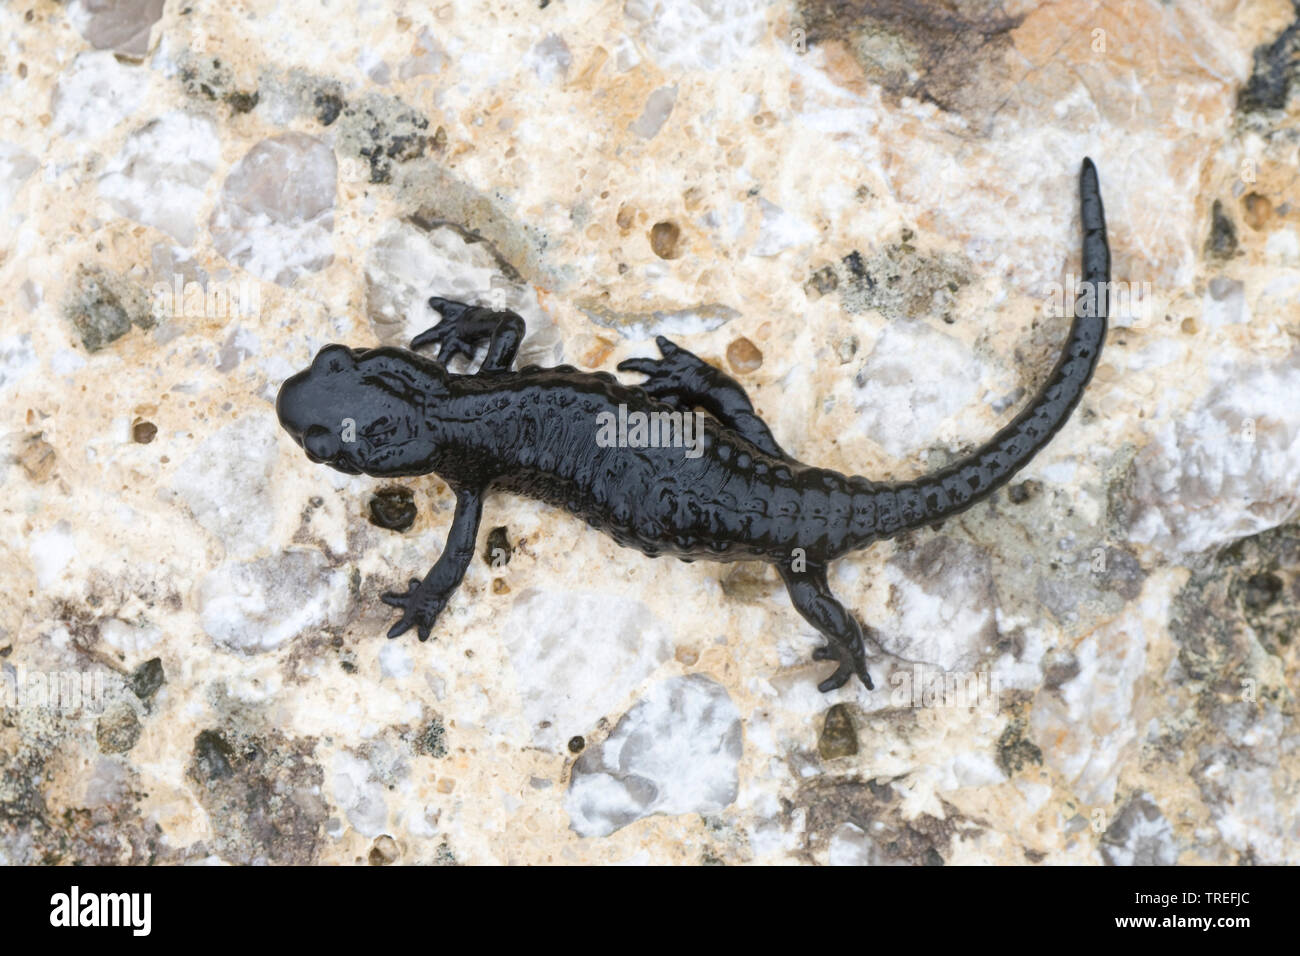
(276, 345, 349, 435)
(277, 344, 436, 477)
(275, 345, 371, 474)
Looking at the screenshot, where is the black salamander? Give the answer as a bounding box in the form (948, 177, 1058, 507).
(276, 159, 1110, 692)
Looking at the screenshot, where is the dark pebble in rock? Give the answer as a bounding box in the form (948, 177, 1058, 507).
(650, 221, 682, 259)
(369, 834, 399, 865)
(1243, 571, 1283, 611)
(96, 704, 142, 754)
(1008, 480, 1038, 504)
(368, 486, 417, 531)
(130, 657, 164, 699)
(193, 729, 235, 781)
(484, 525, 512, 566)
(818, 703, 858, 759)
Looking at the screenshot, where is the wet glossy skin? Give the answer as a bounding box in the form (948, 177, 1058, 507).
(277, 160, 1110, 692)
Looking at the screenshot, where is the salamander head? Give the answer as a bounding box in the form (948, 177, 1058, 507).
(276, 344, 446, 477)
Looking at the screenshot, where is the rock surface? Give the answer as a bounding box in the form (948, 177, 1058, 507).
(566, 675, 743, 837)
(209, 134, 337, 286)
(1, 0, 1297, 864)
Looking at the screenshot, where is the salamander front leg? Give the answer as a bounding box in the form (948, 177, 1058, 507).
(411, 297, 524, 374)
(383, 487, 483, 641)
(617, 335, 790, 460)
(778, 563, 873, 692)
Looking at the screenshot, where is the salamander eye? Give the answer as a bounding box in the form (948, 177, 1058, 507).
(311, 344, 354, 375)
(303, 425, 340, 462)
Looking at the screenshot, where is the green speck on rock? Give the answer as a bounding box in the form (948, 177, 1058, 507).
(416, 716, 448, 758)
(434, 841, 457, 865)
(65, 265, 152, 351)
(996, 714, 1042, 776)
(818, 703, 859, 760)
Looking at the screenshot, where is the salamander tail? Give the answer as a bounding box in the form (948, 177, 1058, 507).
(851, 158, 1110, 541)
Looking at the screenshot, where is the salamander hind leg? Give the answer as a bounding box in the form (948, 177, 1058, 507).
(777, 562, 873, 692)
(617, 335, 790, 459)
(411, 297, 524, 373)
